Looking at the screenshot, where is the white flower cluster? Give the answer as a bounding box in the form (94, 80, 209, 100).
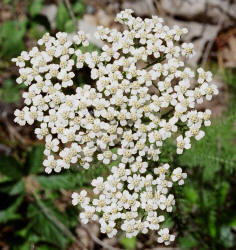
(13, 9, 218, 245)
(72, 162, 186, 243)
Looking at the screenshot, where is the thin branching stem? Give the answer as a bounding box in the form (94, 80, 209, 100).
(64, 0, 79, 32)
(143, 55, 166, 70)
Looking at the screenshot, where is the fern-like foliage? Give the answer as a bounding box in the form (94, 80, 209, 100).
(174, 106, 236, 250)
(178, 108, 236, 181)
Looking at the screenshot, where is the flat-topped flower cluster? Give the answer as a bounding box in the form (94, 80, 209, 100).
(13, 9, 218, 245)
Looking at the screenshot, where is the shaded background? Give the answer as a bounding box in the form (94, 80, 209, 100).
(0, 0, 235, 249)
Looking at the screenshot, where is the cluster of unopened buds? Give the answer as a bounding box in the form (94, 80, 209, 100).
(13, 9, 218, 246)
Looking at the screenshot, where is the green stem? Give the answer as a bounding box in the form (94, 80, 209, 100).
(64, 0, 78, 32)
(142, 55, 166, 70)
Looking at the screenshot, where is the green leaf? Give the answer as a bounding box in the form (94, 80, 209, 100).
(26, 145, 44, 174)
(0, 180, 24, 195)
(183, 186, 199, 204)
(0, 20, 26, 58)
(208, 211, 217, 238)
(15, 223, 31, 238)
(27, 202, 69, 248)
(0, 79, 25, 103)
(65, 20, 75, 33)
(29, 0, 44, 17)
(28, 22, 46, 39)
(0, 195, 23, 223)
(72, 1, 86, 18)
(219, 182, 229, 207)
(14, 242, 31, 250)
(178, 110, 236, 179)
(120, 236, 136, 250)
(37, 166, 107, 190)
(56, 3, 70, 31)
(37, 173, 77, 190)
(203, 190, 217, 209)
(178, 234, 198, 249)
(229, 216, 236, 227)
(0, 153, 23, 179)
(86, 43, 101, 53)
(34, 244, 58, 250)
(161, 216, 174, 228)
(9, 180, 24, 195)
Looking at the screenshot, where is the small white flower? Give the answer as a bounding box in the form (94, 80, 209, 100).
(44, 134, 59, 156)
(73, 31, 89, 47)
(91, 177, 105, 195)
(12, 51, 29, 67)
(202, 109, 212, 126)
(14, 109, 26, 126)
(127, 174, 144, 192)
(157, 228, 175, 245)
(43, 155, 61, 173)
(181, 42, 195, 57)
(131, 157, 148, 173)
(185, 124, 205, 140)
(35, 123, 49, 140)
(147, 213, 164, 230)
(97, 150, 117, 165)
(176, 135, 191, 154)
(171, 167, 187, 185)
(80, 206, 98, 224)
(72, 190, 90, 207)
(154, 164, 170, 177)
(100, 221, 117, 238)
(200, 82, 219, 100)
(197, 68, 212, 84)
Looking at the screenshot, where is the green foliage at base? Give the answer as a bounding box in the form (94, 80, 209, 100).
(175, 109, 236, 250)
(0, 145, 87, 249)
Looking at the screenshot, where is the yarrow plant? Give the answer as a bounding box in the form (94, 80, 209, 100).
(13, 9, 218, 246)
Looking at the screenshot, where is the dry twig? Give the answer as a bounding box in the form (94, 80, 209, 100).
(200, 0, 231, 66)
(200, 24, 222, 67)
